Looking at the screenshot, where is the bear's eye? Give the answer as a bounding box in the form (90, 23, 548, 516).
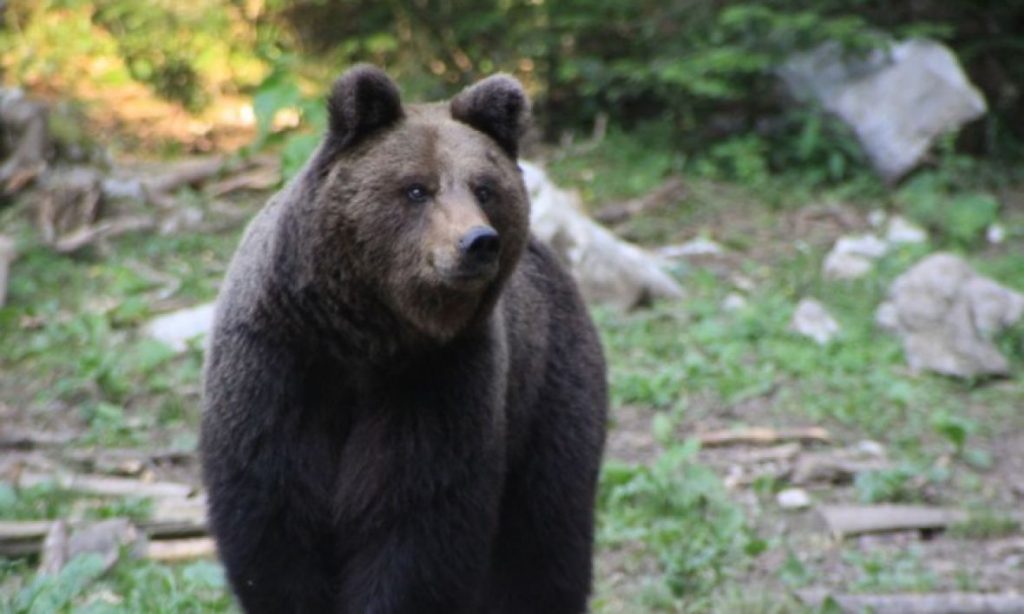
(474, 185, 494, 204)
(405, 184, 430, 204)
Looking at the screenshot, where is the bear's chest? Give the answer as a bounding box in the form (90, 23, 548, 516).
(291, 363, 508, 521)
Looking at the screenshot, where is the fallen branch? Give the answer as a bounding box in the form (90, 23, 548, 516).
(697, 427, 832, 448)
(149, 156, 229, 194)
(594, 176, 687, 225)
(791, 452, 890, 485)
(0, 88, 50, 195)
(204, 163, 280, 197)
(797, 589, 1024, 614)
(729, 442, 803, 464)
(0, 428, 78, 450)
(0, 508, 207, 558)
(61, 448, 194, 477)
(145, 537, 216, 562)
(16, 471, 195, 499)
(819, 505, 967, 538)
(0, 235, 16, 307)
(52, 215, 156, 254)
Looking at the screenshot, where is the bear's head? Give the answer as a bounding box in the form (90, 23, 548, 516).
(285, 66, 531, 344)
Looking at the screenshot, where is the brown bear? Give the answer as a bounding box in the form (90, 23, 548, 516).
(199, 65, 607, 614)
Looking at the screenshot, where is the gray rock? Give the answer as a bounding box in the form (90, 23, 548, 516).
(521, 161, 684, 309)
(790, 298, 841, 345)
(143, 302, 216, 353)
(877, 253, 1024, 377)
(780, 39, 986, 181)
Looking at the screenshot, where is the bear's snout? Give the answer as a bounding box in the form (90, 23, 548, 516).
(458, 226, 500, 263)
(442, 224, 499, 287)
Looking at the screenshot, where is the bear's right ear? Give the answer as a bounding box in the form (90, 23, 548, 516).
(450, 74, 530, 159)
(327, 65, 404, 149)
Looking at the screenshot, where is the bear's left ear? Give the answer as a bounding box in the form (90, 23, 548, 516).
(450, 74, 530, 159)
(327, 65, 404, 149)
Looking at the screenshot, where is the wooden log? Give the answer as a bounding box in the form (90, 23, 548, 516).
(145, 537, 216, 562)
(819, 505, 967, 538)
(0, 510, 207, 558)
(16, 471, 194, 498)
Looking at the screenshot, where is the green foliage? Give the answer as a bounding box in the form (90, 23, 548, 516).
(5, 0, 1024, 184)
(854, 464, 946, 504)
(548, 123, 683, 204)
(2, 558, 232, 614)
(0, 482, 77, 520)
(843, 548, 937, 593)
(10, 553, 108, 613)
(91, 559, 233, 613)
(598, 441, 759, 605)
(897, 172, 1001, 247)
(949, 511, 1021, 539)
(1, 0, 266, 112)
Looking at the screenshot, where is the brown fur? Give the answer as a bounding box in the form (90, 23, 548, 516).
(200, 66, 607, 614)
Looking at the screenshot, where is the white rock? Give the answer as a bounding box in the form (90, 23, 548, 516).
(876, 253, 1024, 377)
(868, 209, 888, 228)
(731, 274, 756, 293)
(855, 440, 887, 459)
(790, 298, 841, 345)
(885, 216, 928, 244)
(838, 234, 890, 258)
(823, 234, 889, 280)
(722, 293, 748, 312)
(143, 302, 216, 353)
(657, 237, 724, 258)
(522, 161, 684, 309)
(823, 250, 875, 281)
(780, 39, 987, 182)
(987, 223, 1006, 244)
(777, 488, 812, 510)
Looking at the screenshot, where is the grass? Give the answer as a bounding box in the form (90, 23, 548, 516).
(2, 133, 1024, 611)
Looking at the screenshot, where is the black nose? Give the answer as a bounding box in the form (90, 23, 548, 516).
(458, 226, 500, 261)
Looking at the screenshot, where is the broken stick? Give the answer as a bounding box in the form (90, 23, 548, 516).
(697, 426, 832, 447)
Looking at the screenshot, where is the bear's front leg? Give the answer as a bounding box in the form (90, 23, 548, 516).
(206, 463, 337, 614)
(202, 335, 339, 613)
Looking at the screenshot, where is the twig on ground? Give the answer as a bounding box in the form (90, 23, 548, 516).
(797, 589, 1024, 613)
(594, 176, 687, 225)
(697, 426, 832, 447)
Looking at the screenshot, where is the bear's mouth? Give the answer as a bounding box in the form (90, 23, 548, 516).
(442, 259, 499, 290)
